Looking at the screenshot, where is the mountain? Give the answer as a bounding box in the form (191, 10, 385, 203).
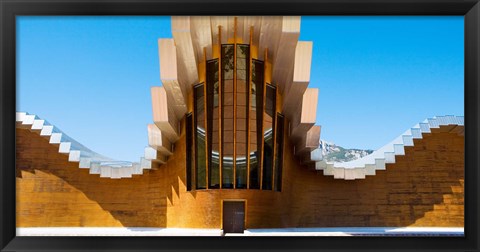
(318, 139, 373, 163)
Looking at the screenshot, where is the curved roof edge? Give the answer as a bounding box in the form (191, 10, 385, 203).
(16, 112, 160, 179)
(315, 115, 464, 180)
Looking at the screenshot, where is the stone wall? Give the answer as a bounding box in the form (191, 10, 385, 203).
(16, 128, 168, 227)
(16, 126, 464, 228)
(282, 131, 464, 227)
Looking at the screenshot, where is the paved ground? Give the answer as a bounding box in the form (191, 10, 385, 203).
(229, 227, 464, 236)
(17, 227, 464, 237)
(16, 227, 222, 236)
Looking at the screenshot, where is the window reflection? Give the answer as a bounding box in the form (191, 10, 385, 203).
(194, 84, 207, 189)
(236, 44, 249, 189)
(186, 113, 193, 191)
(249, 60, 264, 189)
(207, 59, 220, 188)
(221, 45, 234, 189)
(274, 113, 284, 192)
(262, 84, 276, 190)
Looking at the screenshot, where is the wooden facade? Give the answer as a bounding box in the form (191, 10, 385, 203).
(16, 123, 464, 228)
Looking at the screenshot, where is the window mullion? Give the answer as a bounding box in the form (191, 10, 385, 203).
(233, 17, 237, 189)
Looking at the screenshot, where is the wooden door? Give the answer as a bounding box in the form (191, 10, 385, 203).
(222, 201, 245, 233)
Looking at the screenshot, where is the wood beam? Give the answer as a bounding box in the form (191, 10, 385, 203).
(272, 16, 301, 94)
(294, 125, 321, 156)
(144, 147, 168, 167)
(158, 38, 188, 119)
(258, 16, 283, 62)
(190, 17, 213, 62)
(147, 124, 173, 156)
(290, 88, 318, 142)
(210, 17, 228, 44)
(233, 17, 237, 188)
(151, 86, 180, 143)
(242, 17, 262, 48)
(171, 16, 199, 96)
(282, 41, 313, 118)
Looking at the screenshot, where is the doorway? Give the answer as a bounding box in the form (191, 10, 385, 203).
(222, 201, 245, 233)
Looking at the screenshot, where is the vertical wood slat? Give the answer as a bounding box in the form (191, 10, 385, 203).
(218, 25, 223, 189)
(233, 17, 237, 189)
(259, 48, 268, 190)
(247, 26, 253, 189)
(203, 47, 209, 189)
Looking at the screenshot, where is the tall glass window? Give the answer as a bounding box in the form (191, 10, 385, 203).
(262, 84, 276, 190)
(194, 84, 206, 189)
(235, 44, 249, 189)
(274, 113, 284, 192)
(249, 60, 264, 189)
(221, 45, 234, 189)
(206, 59, 220, 188)
(187, 44, 282, 191)
(186, 113, 194, 191)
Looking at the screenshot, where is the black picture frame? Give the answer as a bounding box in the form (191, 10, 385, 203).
(1, 0, 479, 251)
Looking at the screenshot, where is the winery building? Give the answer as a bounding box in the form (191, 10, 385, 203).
(16, 16, 464, 233)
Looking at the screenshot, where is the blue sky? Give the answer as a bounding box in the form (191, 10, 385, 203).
(17, 16, 464, 162)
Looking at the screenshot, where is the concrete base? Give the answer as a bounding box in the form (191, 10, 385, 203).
(16, 227, 223, 236)
(17, 227, 463, 237)
(238, 227, 464, 236)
